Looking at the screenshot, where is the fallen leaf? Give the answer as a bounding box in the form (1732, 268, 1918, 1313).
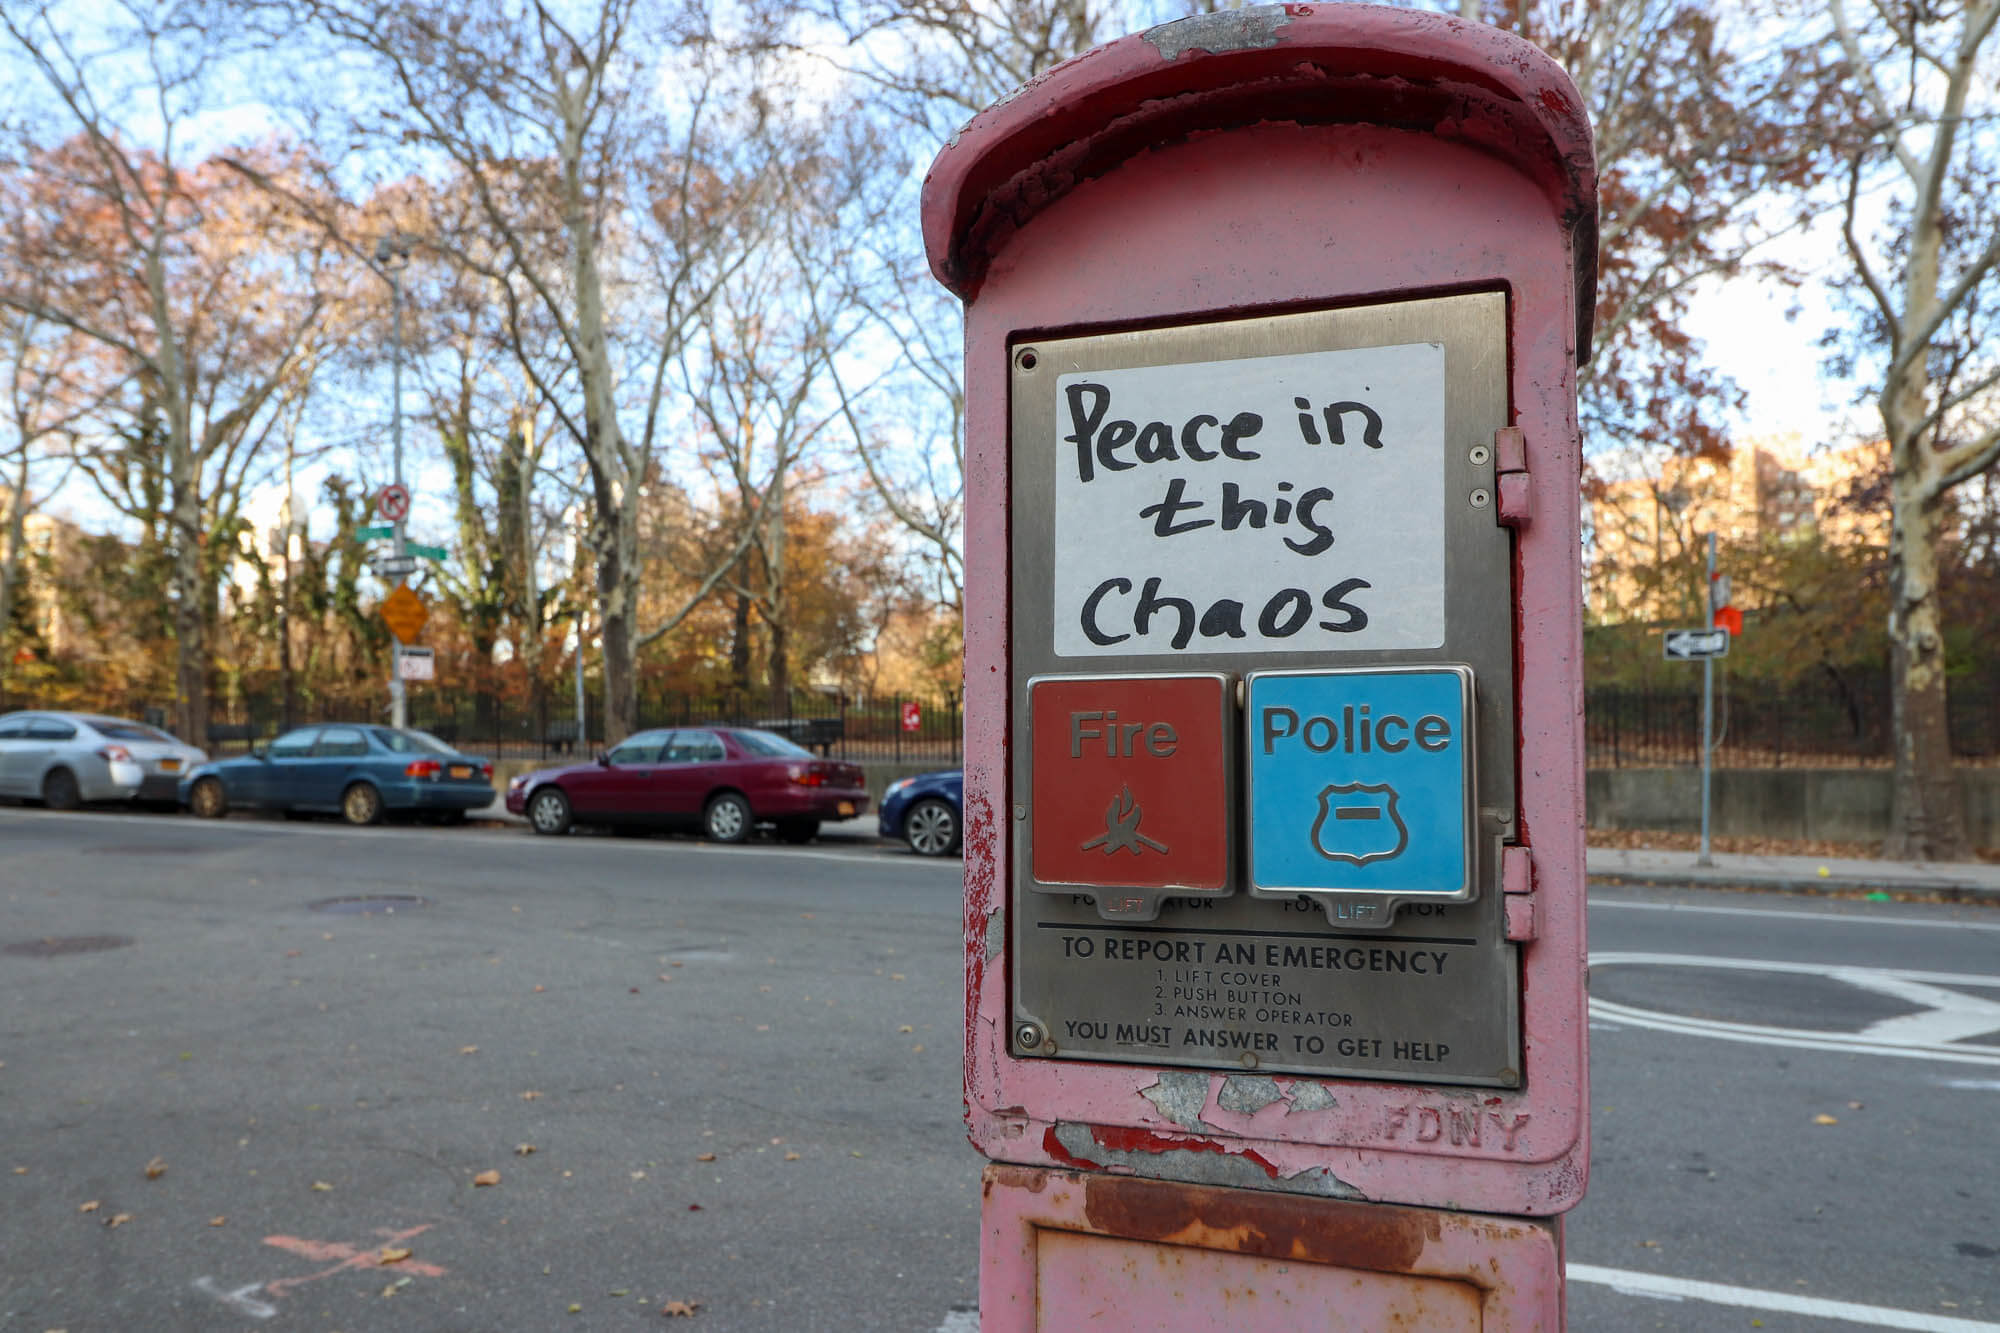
(460, 1046, 479, 1055)
(521, 1090, 543, 1101)
(662, 1299, 700, 1316)
(533, 985, 546, 993)
(106, 1213, 133, 1228)
(515, 1144, 537, 1157)
(630, 1171, 646, 1180)
(1813, 1114, 1838, 1125)
(12, 1166, 25, 1174)
(912, 1044, 925, 1053)
(285, 949, 302, 958)
(1848, 1100, 1864, 1110)
(687, 1203, 703, 1211)
(658, 974, 674, 982)
(209, 1216, 226, 1227)
(1637, 1239, 1659, 1248)
(784, 1152, 800, 1162)
(379, 1246, 412, 1265)
(610, 1288, 629, 1297)
(695, 1153, 716, 1163)
(78, 1201, 100, 1213)
(567, 1303, 583, 1314)
(754, 1025, 770, 1032)
(670, 961, 683, 968)
(322, 932, 333, 941)
(769, 1137, 784, 1145)
(898, 1025, 913, 1034)
(473, 1169, 501, 1187)
(890, 973, 905, 981)
(382, 1276, 412, 1297)
(311, 1181, 334, 1191)
(143, 1156, 167, 1180)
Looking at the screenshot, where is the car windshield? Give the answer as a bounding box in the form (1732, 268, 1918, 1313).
(732, 729, 815, 758)
(86, 718, 176, 743)
(372, 728, 454, 755)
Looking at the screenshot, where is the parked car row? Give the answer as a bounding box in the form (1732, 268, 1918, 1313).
(0, 710, 965, 855)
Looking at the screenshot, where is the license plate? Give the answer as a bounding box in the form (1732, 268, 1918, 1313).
(449, 764, 472, 779)
(837, 801, 856, 817)
(159, 758, 181, 772)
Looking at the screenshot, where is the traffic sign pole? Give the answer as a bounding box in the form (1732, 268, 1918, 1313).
(387, 255, 409, 730)
(1699, 532, 1717, 867)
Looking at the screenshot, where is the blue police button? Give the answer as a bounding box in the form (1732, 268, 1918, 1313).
(1246, 666, 1476, 900)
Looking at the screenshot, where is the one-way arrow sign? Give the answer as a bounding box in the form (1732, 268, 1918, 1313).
(1663, 628, 1730, 660)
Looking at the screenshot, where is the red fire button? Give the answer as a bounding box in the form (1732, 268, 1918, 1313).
(1029, 674, 1232, 904)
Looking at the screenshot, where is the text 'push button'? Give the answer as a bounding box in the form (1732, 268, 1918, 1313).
(1029, 673, 1233, 918)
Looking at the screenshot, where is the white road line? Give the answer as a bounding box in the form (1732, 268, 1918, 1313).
(191, 1277, 277, 1319)
(1568, 1264, 2000, 1330)
(1941, 1077, 2000, 1091)
(1591, 897, 2000, 932)
(1589, 953, 2000, 1065)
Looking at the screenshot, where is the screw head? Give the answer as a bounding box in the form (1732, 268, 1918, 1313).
(1470, 488, 1492, 508)
(1016, 1023, 1040, 1048)
(1469, 444, 1492, 465)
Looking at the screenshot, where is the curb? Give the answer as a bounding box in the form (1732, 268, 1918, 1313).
(1587, 869, 2000, 902)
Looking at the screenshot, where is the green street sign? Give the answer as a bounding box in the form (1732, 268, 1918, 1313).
(407, 543, 450, 561)
(357, 524, 394, 540)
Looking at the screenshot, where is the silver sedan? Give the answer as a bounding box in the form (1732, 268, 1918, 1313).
(0, 711, 208, 809)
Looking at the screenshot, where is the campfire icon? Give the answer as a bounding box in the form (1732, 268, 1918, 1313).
(1079, 785, 1169, 856)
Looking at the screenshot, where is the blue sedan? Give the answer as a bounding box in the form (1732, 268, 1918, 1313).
(180, 725, 494, 825)
(879, 768, 963, 856)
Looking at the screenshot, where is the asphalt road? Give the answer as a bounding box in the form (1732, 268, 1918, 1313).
(2, 807, 1996, 1331)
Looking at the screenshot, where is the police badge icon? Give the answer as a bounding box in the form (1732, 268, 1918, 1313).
(1310, 782, 1409, 864)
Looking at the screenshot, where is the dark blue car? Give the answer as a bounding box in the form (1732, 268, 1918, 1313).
(878, 768, 962, 856)
(180, 725, 494, 825)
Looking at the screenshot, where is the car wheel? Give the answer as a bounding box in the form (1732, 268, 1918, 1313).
(189, 776, 228, 819)
(703, 792, 752, 844)
(527, 787, 572, 836)
(904, 798, 960, 857)
(340, 782, 384, 826)
(41, 768, 81, 812)
(776, 818, 819, 845)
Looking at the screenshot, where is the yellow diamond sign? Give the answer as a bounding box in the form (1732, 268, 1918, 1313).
(380, 582, 428, 645)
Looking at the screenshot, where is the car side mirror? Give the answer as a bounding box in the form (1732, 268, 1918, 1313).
(595, 751, 611, 767)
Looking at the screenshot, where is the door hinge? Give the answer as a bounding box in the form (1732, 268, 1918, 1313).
(1494, 426, 1532, 528)
(1502, 843, 1535, 941)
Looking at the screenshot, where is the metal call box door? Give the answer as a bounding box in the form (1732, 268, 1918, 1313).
(1010, 292, 1521, 1087)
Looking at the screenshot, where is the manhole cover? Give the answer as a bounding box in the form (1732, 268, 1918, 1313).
(308, 896, 430, 916)
(4, 935, 135, 957)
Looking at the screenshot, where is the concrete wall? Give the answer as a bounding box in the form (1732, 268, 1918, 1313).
(1587, 767, 2000, 847)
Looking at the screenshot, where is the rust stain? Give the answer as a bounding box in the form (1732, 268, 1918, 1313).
(1090, 1124, 1281, 1179)
(1081, 1174, 1430, 1269)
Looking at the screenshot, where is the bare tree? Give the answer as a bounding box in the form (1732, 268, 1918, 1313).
(0, 3, 334, 747)
(299, 0, 792, 741)
(1827, 0, 2000, 859)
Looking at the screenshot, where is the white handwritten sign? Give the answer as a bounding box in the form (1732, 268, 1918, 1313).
(1052, 342, 1446, 657)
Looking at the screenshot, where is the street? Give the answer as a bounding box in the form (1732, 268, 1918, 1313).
(2, 807, 1996, 1330)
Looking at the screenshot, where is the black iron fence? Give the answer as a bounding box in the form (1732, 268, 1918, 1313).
(200, 688, 964, 766)
(1586, 670, 2000, 767)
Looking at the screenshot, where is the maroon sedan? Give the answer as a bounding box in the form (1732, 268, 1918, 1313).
(505, 727, 867, 843)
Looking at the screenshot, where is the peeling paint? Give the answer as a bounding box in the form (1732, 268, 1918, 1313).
(1218, 1075, 1283, 1114)
(1286, 1081, 1338, 1113)
(1139, 1071, 1214, 1131)
(1052, 1121, 1363, 1197)
(1145, 5, 1291, 61)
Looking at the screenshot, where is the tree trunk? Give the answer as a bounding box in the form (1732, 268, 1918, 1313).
(1884, 471, 1966, 859)
(595, 509, 640, 744)
(730, 592, 753, 693)
(170, 486, 208, 751)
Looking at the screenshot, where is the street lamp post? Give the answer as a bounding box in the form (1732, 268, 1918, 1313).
(376, 235, 411, 729)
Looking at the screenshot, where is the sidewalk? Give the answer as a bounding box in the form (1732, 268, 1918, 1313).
(1586, 846, 2000, 901)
